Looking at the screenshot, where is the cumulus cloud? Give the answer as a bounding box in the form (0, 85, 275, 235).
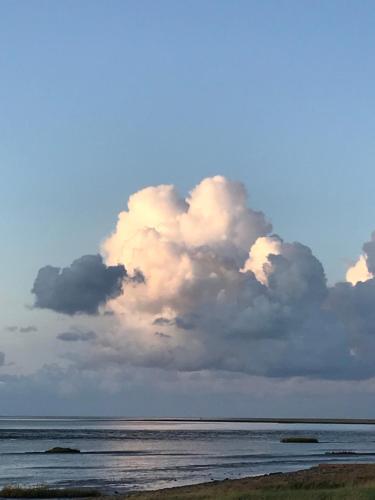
(96, 176, 337, 377)
(346, 255, 372, 286)
(346, 233, 375, 285)
(57, 328, 97, 342)
(242, 235, 282, 285)
(32, 254, 133, 315)
(32, 176, 375, 381)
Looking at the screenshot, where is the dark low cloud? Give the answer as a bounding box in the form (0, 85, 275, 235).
(0, 352, 5, 366)
(4, 326, 18, 332)
(4, 325, 38, 333)
(57, 328, 97, 342)
(153, 316, 196, 330)
(19, 326, 38, 333)
(153, 317, 170, 327)
(32, 254, 132, 315)
(154, 331, 171, 339)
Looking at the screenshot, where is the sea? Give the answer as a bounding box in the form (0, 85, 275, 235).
(1, 418, 375, 493)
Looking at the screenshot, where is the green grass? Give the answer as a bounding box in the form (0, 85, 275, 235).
(220, 486, 375, 499)
(0, 485, 101, 498)
(212, 486, 375, 499)
(226, 487, 375, 500)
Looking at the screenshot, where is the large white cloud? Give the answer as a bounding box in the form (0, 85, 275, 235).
(32, 176, 375, 380)
(96, 176, 353, 378)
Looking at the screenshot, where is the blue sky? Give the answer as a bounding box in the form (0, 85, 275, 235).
(2, 1, 375, 415)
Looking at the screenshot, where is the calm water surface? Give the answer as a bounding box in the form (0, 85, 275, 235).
(1, 418, 375, 493)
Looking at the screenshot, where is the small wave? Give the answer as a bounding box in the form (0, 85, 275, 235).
(0, 450, 203, 457)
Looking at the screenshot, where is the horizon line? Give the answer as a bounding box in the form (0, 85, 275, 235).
(1, 416, 375, 425)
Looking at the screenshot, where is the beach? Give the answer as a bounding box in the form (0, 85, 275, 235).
(123, 463, 375, 499)
(124, 463, 375, 499)
(3, 464, 375, 498)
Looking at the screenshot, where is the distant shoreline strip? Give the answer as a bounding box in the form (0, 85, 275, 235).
(1, 416, 375, 425)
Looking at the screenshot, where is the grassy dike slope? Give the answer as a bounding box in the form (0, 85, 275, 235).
(125, 464, 375, 500)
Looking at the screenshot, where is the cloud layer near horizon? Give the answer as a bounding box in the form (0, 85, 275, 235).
(32, 176, 375, 380)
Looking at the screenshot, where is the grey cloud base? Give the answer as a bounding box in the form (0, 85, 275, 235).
(88, 237, 375, 381)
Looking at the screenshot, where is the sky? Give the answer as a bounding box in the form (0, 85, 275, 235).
(2, 0, 375, 416)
